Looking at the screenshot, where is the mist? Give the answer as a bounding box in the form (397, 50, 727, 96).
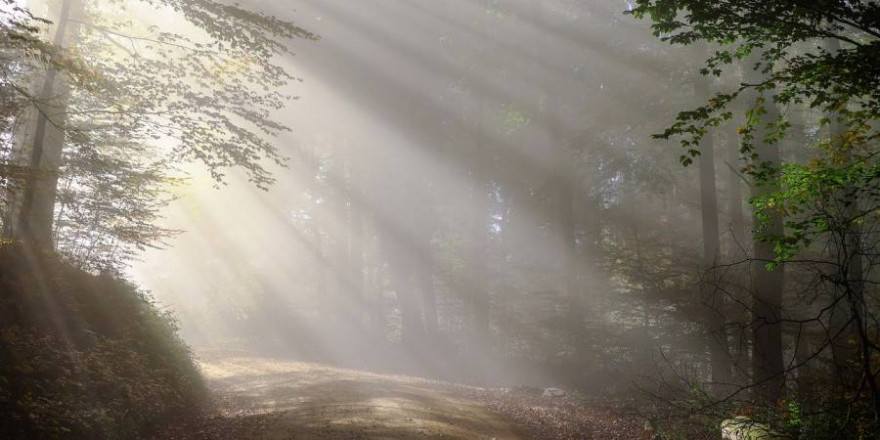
(134, 0, 684, 384)
(2, 0, 878, 439)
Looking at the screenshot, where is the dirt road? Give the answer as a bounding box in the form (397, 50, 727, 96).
(169, 354, 529, 440)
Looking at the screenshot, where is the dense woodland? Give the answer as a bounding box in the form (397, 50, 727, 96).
(0, 0, 879, 439)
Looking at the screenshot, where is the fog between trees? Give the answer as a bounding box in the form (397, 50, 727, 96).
(138, 0, 709, 388)
(2, 0, 880, 439)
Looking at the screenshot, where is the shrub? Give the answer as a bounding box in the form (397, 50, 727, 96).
(0, 246, 207, 439)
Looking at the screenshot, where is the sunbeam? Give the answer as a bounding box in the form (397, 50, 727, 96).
(1, 0, 878, 439)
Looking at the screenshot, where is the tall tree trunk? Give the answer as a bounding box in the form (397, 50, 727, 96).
(557, 153, 578, 313)
(700, 135, 732, 385)
(377, 193, 425, 346)
(696, 74, 733, 388)
(328, 144, 348, 327)
(18, 0, 81, 249)
(308, 148, 331, 338)
(726, 124, 752, 382)
(745, 54, 786, 404)
(534, 0, 581, 345)
(464, 93, 490, 349)
(347, 153, 366, 329)
(825, 39, 866, 393)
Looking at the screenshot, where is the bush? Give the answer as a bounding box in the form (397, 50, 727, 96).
(0, 246, 207, 439)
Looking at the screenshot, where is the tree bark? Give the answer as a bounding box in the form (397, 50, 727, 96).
(745, 54, 786, 403)
(347, 153, 366, 329)
(825, 38, 866, 392)
(726, 118, 752, 382)
(697, 73, 733, 387)
(466, 134, 490, 347)
(17, 0, 81, 249)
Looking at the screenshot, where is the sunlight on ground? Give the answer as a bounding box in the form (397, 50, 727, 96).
(196, 352, 526, 440)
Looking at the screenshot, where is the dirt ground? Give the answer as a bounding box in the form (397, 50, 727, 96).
(155, 351, 651, 440)
(158, 353, 531, 440)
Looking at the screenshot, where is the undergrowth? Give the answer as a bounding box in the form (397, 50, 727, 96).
(0, 245, 207, 439)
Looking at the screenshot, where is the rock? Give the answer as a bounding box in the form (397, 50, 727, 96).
(721, 416, 782, 440)
(542, 387, 566, 398)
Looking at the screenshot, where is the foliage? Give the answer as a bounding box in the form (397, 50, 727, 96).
(628, 0, 880, 167)
(0, 0, 317, 270)
(0, 245, 206, 439)
(54, 145, 182, 273)
(0, 2, 320, 435)
(69, 0, 317, 188)
(630, 0, 880, 438)
(752, 153, 880, 266)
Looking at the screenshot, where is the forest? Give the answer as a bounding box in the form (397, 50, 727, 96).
(0, 0, 878, 439)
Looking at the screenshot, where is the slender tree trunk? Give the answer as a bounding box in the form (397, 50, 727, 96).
(696, 74, 733, 388)
(700, 135, 732, 386)
(557, 155, 578, 310)
(376, 193, 425, 346)
(745, 54, 786, 403)
(727, 129, 752, 381)
(534, 0, 581, 345)
(368, 240, 387, 337)
(794, 327, 815, 397)
(419, 256, 438, 339)
(329, 144, 349, 327)
(308, 148, 332, 336)
(348, 154, 366, 329)
(495, 184, 514, 355)
(388, 249, 424, 347)
(750, 167, 785, 403)
(465, 96, 490, 348)
(826, 38, 865, 392)
(632, 224, 656, 366)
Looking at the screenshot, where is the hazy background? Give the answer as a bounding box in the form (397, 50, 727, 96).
(131, 0, 733, 391)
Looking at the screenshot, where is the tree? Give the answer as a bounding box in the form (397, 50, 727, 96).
(695, 70, 734, 389)
(631, 0, 880, 435)
(16, 0, 81, 249)
(742, 52, 786, 404)
(1, 0, 317, 269)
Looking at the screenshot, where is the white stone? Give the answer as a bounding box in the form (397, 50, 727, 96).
(721, 417, 782, 440)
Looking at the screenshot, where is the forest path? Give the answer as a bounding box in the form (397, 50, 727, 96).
(172, 353, 529, 440)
